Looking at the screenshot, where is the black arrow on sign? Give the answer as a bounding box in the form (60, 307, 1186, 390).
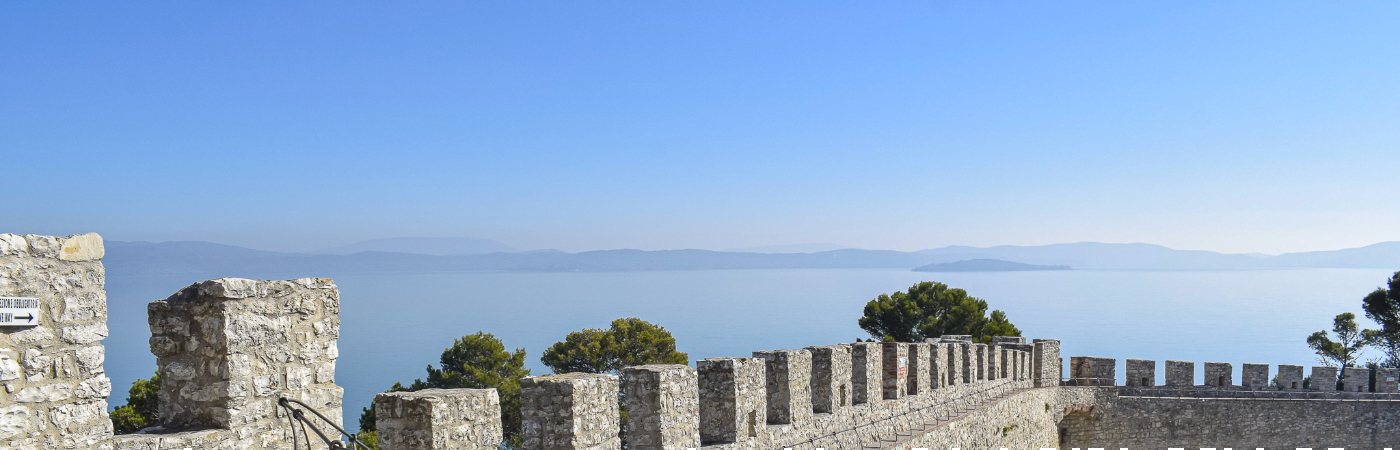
(16, 314, 33, 323)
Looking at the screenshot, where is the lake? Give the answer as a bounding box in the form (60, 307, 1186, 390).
(103, 268, 1396, 431)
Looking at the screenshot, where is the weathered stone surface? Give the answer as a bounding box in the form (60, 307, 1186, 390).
(1165, 360, 1194, 386)
(848, 343, 881, 405)
(1125, 359, 1154, 387)
(0, 233, 113, 450)
(697, 357, 763, 445)
(1312, 366, 1340, 391)
(1378, 367, 1400, 393)
(1241, 363, 1269, 390)
(1204, 362, 1233, 387)
(1060, 387, 1400, 449)
(804, 345, 851, 413)
(623, 365, 698, 450)
(1031, 339, 1061, 387)
(752, 349, 810, 426)
(1277, 364, 1304, 390)
(376, 388, 502, 450)
(906, 344, 928, 396)
(58, 234, 104, 262)
(878, 343, 906, 400)
(146, 277, 343, 449)
(521, 373, 620, 450)
(1069, 356, 1115, 386)
(1343, 366, 1370, 393)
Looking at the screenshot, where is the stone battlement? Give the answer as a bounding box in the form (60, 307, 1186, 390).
(6, 232, 1400, 450)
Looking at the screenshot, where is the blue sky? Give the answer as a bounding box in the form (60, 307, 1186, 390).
(3, 2, 1398, 254)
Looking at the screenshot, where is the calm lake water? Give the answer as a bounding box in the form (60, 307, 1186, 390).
(103, 268, 1396, 431)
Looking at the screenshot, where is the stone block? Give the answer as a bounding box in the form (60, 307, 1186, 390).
(697, 357, 764, 445)
(375, 388, 503, 450)
(986, 343, 1000, 380)
(804, 345, 851, 413)
(147, 277, 343, 446)
(521, 373, 620, 450)
(849, 343, 881, 405)
(1311, 366, 1339, 391)
(1241, 363, 1269, 390)
(1165, 360, 1194, 386)
(1125, 359, 1155, 387)
(992, 336, 1026, 345)
(623, 365, 699, 450)
(930, 343, 949, 388)
(1342, 367, 1370, 393)
(1069, 356, 1115, 386)
(879, 342, 907, 399)
(1377, 367, 1399, 393)
(1032, 339, 1061, 387)
(943, 343, 962, 386)
(907, 343, 929, 395)
(753, 349, 811, 425)
(1204, 362, 1233, 387)
(1277, 364, 1304, 390)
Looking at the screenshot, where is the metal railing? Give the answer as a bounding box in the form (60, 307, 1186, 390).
(278, 397, 372, 450)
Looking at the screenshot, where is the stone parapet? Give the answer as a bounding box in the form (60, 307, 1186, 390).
(521, 373, 620, 450)
(1204, 362, 1233, 387)
(1343, 367, 1370, 393)
(848, 343, 881, 405)
(623, 365, 698, 450)
(1277, 364, 1304, 390)
(752, 349, 811, 426)
(375, 388, 503, 450)
(1165, 360, 1194, 386)
(804, 345, 851, 413)
(145, 277, 344, 447)
(697, 357, 764, 445)
(1125, 359, 1154, 387)
(1312, 366, 1339, 391)
(1031, 339, 1061, 387)
(0, 233, 113, 450)
(1241, 363, 1268, 390)
(1068, 356, 1115, 386)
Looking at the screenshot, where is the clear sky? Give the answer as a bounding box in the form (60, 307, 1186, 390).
(3, 2, 1398, 254)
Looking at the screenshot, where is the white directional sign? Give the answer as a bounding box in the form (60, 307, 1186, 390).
(0, 297, 40, 326)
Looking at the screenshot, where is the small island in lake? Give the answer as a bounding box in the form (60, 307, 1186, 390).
(911, 258, 1072, 272)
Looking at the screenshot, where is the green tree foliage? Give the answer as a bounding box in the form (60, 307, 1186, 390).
(110, 371, 161, 434)
(1362, 271, 1400, 367)
(541, 318, 688, 450)
(357, 332, 530, 450)
(858, 281, 1022, 344)
(1307, 312, 1368, 369)
(541, 318, 688, 374)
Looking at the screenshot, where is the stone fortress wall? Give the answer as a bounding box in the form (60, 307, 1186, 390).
(5, 232, 1400, 450)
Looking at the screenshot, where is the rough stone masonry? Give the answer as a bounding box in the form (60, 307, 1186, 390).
(0, 233, 114, 450)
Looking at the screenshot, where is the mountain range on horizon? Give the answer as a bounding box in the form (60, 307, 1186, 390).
(98, 238, 1400, 277)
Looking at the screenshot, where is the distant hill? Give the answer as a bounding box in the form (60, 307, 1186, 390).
(722, 243, 853, 253)
(915, 242, 1263, 269)
(100, 239, 1400, 277)
(912, 259, 1071, 272)
(314, 237, 518, 256)
(103, 242, 942, 276)
(1257, 241, 1400, 268)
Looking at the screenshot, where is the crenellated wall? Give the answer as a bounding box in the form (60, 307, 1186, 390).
(12, 230, 1400, 450)
(375, 336, 1042, 450)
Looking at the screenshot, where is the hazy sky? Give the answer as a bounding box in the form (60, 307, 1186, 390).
(4, 2, 1398, 254)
